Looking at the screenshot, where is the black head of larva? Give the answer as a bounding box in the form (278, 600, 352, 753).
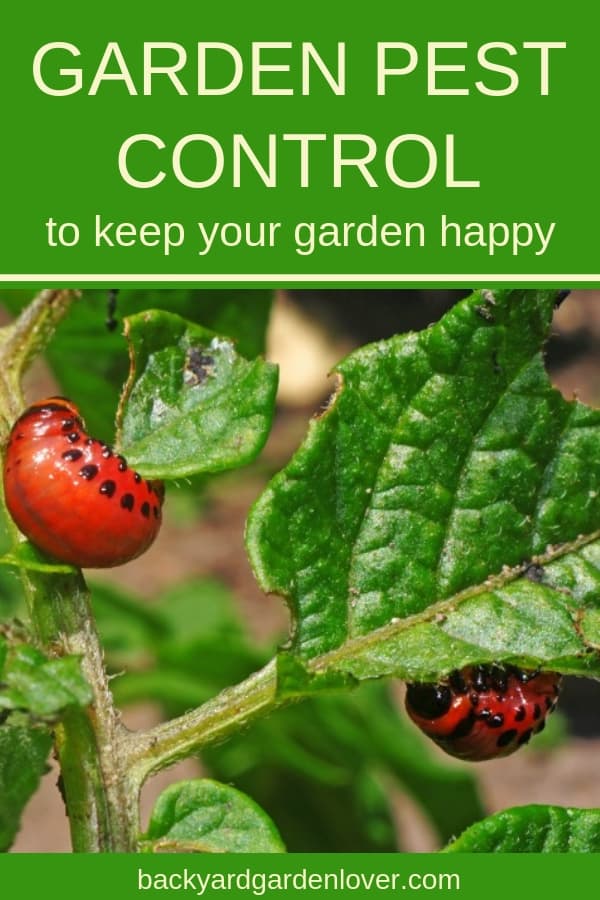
(405, 683, 452, 719)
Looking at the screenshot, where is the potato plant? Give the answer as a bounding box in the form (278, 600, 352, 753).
(0, 289, 599, 853)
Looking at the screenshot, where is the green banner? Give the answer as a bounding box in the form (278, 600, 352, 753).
(2, 853, 600, 899)
(0, 2, 597, 283)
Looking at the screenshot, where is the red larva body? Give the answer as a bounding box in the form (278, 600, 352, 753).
(3, 397, 164, 568)
(405, 664, 561, 762)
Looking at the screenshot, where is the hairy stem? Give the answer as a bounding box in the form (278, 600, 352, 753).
(26, 572, 137, 851)
(0, 290, 136, 851)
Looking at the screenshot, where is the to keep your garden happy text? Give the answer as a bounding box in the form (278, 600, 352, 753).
(44, 214, 557, 259)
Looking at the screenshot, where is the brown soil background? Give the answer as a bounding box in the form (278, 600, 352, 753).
(11, 290, 600, 852)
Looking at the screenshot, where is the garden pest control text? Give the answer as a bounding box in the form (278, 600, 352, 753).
(33, 40, 565, 190)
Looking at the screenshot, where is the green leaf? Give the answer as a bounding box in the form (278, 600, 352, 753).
(246, 290, 600, 684)
(322, 538, 600, 682)
(0, 290, 273, 442)
(0, 714, 53, 851)
(116, 310, 278, 478)
(143, 779, 285, 853)
(445, 805, 600, 852)
(0, 637, 92, 716)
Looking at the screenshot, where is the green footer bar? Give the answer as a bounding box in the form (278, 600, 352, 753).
(1, 853, 597, 900)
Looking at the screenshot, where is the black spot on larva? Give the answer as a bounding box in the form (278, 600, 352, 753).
(117, 455, 128, 472)
(101, 445, 113, 459)
(61, 419, 75, 431)
(134, 472, 141, 484)
(120, 493, 134, 511)
(518, 668, 538, 684)
(99, 480, 116, 498)
(514, 705, 527, 722)
(449, 712, 476, 739)
(472, 667, 488, 692)
(406, 683, 453, 719)
(141, 501, 150, 518)
(518, 728, 533, 746)
(478, 708, 491, 720)
(79, 464, 99, 481)
(533, 704, 542, 720)
(545, 697, 553, 710)
(67, 432, 81, 443)
(490, 665, 508, 694)
(497, 729, 518, 748)
(470, 693, 480, 707)
(534, 719, 546, 735)
(85, 437, 93, 446)
(449, 670, 468, 694)
(62, 449, 83, 462)
(488, 713, 504, 728)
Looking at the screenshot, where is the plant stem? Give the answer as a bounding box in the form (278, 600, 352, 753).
(0, 289, 136, 851)
(26, 572, 138, 851)
(124, 659, 280, 785)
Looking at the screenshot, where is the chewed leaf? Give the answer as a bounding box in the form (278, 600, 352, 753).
(117, 310, 278, 478)
(246, 291, 600, 686)
(445, 805, 600, 852)
(143, 779, 285, 853)
(0, 290, 272, 442)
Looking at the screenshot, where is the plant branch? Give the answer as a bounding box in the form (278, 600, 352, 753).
(124, 659, 280, 785)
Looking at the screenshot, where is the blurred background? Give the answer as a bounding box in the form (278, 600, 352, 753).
(4, 289, 600, 852)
